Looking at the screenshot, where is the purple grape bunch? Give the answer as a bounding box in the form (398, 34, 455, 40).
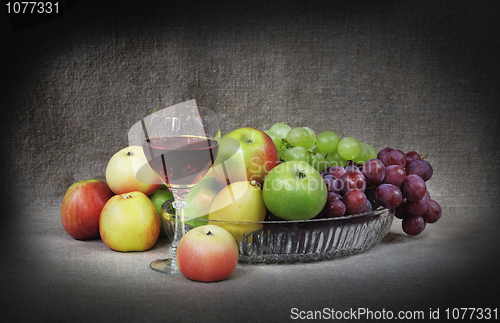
(319, 148, 441, 236)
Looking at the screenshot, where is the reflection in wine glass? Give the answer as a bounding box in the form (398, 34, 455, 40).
(128, 100, 221, 274)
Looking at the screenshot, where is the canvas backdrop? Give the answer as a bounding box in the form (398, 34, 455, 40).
(1, 0, 499, 321)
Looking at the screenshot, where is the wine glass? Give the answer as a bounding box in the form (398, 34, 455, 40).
(134, 100, 221, 274)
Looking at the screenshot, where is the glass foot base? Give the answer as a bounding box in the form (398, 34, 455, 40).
(150, 258, 182, 274)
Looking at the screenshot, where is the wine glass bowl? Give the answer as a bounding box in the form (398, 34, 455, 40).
(138, 102, 221, 274)
(142, 134, 219, 190)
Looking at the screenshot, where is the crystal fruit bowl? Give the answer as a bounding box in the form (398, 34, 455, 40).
(161, 199, 394, 264)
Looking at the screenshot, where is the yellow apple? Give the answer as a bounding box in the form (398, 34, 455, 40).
(99, 191, 160, 252)
(208, 181, 266, 242)
(105, 146, 161, 196)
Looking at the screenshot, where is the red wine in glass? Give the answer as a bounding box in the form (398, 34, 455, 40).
(142, 135, 219, 189)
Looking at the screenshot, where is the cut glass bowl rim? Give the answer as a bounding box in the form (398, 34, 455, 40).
(161, 197, 390, 224)
(160, 198, 394, 264)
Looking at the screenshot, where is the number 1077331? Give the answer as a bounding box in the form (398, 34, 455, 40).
(5, 2, 59, 14)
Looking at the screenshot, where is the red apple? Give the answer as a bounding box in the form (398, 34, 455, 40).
(212, 127, 279, 186)
(176, 225, 239, 282)
(99, 191, 160, 252)
(61, 179, 114, 240)
(105, 146, 161, 196)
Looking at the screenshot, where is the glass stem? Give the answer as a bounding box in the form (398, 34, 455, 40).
(169, 189, 190, 263)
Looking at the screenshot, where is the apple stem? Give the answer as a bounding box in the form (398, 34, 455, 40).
(250, 180, 262, 189)
(206, 230, 214, 236)
(295, 170, 306, 179)
(127, 151, 134, 156)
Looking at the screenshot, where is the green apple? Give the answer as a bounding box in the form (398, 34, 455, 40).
(100, 191, 160, 252)
(183, 175, 222, 227)
(149, 185, 174, 236)
(262, 160, 327, 220)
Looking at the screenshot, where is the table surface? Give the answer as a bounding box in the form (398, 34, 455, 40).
(1, 204, 498, 322)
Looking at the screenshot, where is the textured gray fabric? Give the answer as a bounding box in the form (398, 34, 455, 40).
(1, 0, 499, 321)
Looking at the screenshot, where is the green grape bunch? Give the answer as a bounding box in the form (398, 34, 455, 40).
(264, 123, 377, 172)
